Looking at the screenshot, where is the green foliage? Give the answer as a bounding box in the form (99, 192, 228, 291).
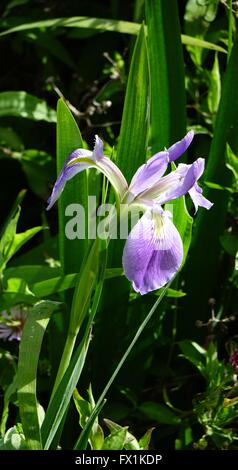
(0, 91, 56, 122)
(0, 0, 237, 453)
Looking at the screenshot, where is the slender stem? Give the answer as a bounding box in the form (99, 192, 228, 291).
(74, 277, 174, 449)
(50, 331, 77, 399)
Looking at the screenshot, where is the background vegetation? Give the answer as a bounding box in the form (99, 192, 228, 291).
(0, 0, 238, 450)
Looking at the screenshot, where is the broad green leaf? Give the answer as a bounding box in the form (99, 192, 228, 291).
(56, 98, 86, 275)
(4, 266, 123, 298)
(0, 203, 42, 273)
(146, 0, 186, 152)
(102, 428, 128, 450)
(0, 16, 226, 53)
(179, 340, 206, 376)
(17, 300, 60, 450)
(73, 389, 104, 450)
(0, 91, 56, 122)
(0, 425, 26, 450)
(139, 401, 181, 425)
(4, 265, 61, 285)
(31, 267, 123, 298)
(116, 24, 150, 182)
(104, 419, 140, 450)
(4, 226, 43, 265)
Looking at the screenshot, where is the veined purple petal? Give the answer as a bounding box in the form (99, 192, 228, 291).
(189, 183, 213, 212)
(128, 151, 169, 198)
(168, 130, 194, 162)
(140, 158, 205, 204)
(46, 148, 93, 210)
(122, 209, 183, 294)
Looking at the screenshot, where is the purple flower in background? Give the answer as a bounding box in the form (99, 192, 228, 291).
(122, 131, 213, 294)
(47, 131, 213, 295)
(47, 135, 128, 210)
(0, 307, 27, 341)
(229, 351, 238, 372)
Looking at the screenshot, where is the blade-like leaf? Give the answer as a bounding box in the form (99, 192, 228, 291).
(146, 0, 186, 152)
(41, 246, 107, 449)
(116, 23, 150, 182)
(0, 16, 226, 53)
(17, 300, 60, 450)
(56, 98, 86, 275)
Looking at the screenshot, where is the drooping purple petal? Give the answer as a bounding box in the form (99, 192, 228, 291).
(189, 183, 213, 212)
(46, 148, 93, 210)
(128, 151, 169, 198)
(140, 158, 205, 204)
(122, 209, 183, 294)
(168, 130, 194, 162)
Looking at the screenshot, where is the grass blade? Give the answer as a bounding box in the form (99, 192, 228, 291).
(0, 16, 226, 53)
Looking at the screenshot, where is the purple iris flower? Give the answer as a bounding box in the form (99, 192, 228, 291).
(47, 135, 128, 210)
(47, 131, 213, 295)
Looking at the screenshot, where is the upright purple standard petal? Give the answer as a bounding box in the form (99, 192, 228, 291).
(46, 149, 93, 210)
(128, 151, 169, 198)
(168, 130, 194, 162)
(122, 209, 183, 294)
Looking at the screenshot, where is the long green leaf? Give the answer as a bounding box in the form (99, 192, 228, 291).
(56, 98, 86, 275)
(41, 247, 107, 449)
(116, 23, 150, 181)
(0, 16, 226, 53)
(0, 91, 56, 122)
(17, 300, 60, 450)
(146, 0, 186, 152)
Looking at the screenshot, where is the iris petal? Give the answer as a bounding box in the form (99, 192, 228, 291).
(47, 138, 128, 210)
(189, 183, 213, 212)
(46, 149, 93, 210)
(128, 151, 169, 198)
(168, 130, 194, 162)
(122, 209, 183, 294)
(140, 158, 205, 204)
